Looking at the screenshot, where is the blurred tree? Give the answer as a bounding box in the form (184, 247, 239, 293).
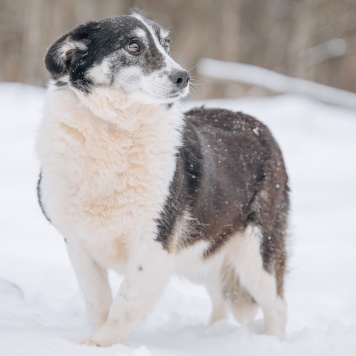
(0, 0, 355, 97)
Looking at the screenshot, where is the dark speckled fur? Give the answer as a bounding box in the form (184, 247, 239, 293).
(157, 107, 289, 296)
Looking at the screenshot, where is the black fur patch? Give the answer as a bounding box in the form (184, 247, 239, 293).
(37, 172, 51, 223)
(45, 16, 169, 92)
(156, 107, 289, 294)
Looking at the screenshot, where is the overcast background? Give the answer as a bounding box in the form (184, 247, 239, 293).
(1, 0, 355, 99)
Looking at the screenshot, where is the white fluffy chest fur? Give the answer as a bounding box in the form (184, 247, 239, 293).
(37, 88, 183, 270)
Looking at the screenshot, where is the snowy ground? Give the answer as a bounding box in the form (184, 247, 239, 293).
(0, 82, 355, 355)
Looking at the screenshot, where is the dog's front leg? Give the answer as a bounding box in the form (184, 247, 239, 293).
(88, 239, 173, 347)
(66, 242, 113, 331)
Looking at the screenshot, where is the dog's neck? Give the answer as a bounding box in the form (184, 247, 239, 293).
(67, 85, 176, 132)
(44, 85, 185, 148)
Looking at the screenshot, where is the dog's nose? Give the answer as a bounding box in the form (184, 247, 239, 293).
(169, 70, 190, 89)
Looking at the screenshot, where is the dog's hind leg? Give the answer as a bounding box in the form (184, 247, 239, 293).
(205, 271, 229, 325)
(206, 259, 259, 326)
(220, 262, 259, 325)
(226, 225, 287, 339)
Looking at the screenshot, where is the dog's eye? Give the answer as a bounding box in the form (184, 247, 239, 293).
(127, 42, 141, 54)
(163, 40, 171, 52)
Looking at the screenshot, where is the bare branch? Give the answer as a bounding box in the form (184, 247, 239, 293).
(198, 58, 356, 109)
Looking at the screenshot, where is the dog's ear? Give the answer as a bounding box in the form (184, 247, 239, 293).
(45, 21, 100, 78)
(44, 36, 88, 78)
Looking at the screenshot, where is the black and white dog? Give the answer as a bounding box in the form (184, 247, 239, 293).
(37, 12, 289, 347)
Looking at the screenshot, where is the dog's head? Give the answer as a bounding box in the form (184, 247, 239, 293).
(45, 13, 190, 110)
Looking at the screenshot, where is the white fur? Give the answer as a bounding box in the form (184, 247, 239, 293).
(134, 28, 147, 38)
(66, 241, 112, 330)
(225, 225, 287, 339)
(87, 59, 112, 85)
(175, 241, 210, 281)
(160, 28, 170, 39)
(174, 240, 230, 326)
(59, 40, 87, 61)
(37, 84, 184, 345)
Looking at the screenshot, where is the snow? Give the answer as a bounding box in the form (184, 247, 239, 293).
(1, 82, 356, 355)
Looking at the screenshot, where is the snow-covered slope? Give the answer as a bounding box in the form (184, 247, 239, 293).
(0, 83, 355, 356)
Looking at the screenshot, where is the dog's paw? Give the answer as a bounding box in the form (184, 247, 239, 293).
(80, 334, 121, 348)
(80, 339, 101, 347)
(89, 320, 127, 347)
(80, 339, 114, 347)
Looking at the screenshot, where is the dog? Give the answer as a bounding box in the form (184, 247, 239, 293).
(36, 12, 289, 347)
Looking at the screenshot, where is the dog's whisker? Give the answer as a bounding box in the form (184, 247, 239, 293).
(187, 64, 199, 72)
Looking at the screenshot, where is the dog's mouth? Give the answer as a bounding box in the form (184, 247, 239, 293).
(164, 86, 190, 99)
(164, 92, 181, 99)
(160, 91, 187, 102)
(141, 88, 188, 103)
